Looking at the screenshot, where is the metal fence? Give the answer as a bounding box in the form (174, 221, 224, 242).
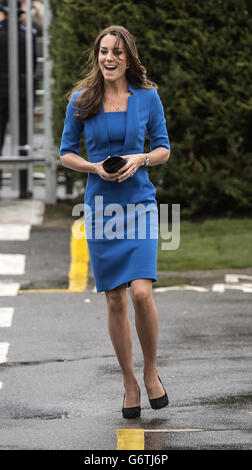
(0, 0, 56, 203)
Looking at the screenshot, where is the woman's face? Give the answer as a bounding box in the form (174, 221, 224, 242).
(98, 34, 128, 84)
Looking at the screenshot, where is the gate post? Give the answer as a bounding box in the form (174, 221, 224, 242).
(8, 0, 19, 191)
(43, 0, 56, 204)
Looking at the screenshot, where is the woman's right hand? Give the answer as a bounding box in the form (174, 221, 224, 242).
(93, 161, 120, 182)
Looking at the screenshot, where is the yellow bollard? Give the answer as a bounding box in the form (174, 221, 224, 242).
(117, 429, 144, 450)
(68, 220, 89, 292)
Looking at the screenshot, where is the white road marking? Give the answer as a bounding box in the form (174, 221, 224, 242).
(154, 285, 209, 292)
(0, 224, 31, 241)
(212, 284, 226, 293)
(0, 282, 20, 296)
(0, 200, 44, 225)
(225, 274, 252, 283)
(153, 273, 252, 294)
(212, 283, 252, 293)
(0, 308, 14, 327)
(0, 342, 9, 363)
(0, 218, 33, 394)
(144, 428, 203, 433)
(0, 254, 25, 275)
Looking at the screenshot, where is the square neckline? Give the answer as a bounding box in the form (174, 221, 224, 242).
(103, 111, 127, 114)
(102, 90, 132, 114)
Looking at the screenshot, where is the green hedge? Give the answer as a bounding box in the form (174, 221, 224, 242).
(49, 0, 252, 217)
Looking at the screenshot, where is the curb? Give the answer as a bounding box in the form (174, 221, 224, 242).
(156, 267, 252, 287)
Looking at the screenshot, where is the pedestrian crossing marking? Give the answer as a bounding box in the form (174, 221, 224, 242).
(0, 224, 31, 241)
(0, 254, 25, 275)
(0, 282, 20, 296)
(0, 308, 14, 327)
(0, 216, 32, 394)
(19, 220, 90, 293)
(0, 342, 9, 364)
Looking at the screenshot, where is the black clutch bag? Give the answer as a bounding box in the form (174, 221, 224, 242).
(102, 155, 127, 174)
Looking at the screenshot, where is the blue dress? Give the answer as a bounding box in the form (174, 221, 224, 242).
(60, 83, 170, 292)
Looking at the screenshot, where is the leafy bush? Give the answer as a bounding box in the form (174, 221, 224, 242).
(49, 0, 252, 216)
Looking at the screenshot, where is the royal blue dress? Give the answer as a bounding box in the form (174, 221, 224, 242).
(60, 83, 170, 292)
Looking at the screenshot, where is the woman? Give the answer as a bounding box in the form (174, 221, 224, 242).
(60, 25, 170, 419)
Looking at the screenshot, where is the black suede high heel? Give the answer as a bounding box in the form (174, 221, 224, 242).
(122, 385, 141, 419)
(144, 375, 169, 409)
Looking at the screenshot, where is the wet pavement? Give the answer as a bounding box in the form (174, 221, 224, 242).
(0, 287, 251, 450)
(1, 225, 71, 290)
(0, 198, 251, 450)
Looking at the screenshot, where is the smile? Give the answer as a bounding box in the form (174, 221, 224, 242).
(105, 65, 117, 71)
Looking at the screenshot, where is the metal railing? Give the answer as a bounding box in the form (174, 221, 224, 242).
(0, 0, 56, 203)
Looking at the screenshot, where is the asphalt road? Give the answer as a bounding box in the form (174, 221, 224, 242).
(0, 225, 71, 290)
(0, 208, 251, 451)
(0, 286, 251, 450)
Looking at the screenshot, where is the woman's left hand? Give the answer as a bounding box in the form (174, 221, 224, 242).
(117, 154, 144, 183)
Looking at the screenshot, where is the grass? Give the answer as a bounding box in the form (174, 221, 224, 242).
(44, 202, 252, 271)
(157, 217, 252, 271)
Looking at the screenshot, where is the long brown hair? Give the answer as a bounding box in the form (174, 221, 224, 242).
(68, 25, 157, 121)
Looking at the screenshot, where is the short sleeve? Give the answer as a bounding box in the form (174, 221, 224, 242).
(59, 92, 84, 156)
(147, 89, 170, 151)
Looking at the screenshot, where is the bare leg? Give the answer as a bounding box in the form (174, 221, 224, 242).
(130, 279, 166, 399)
(105, 284, 140, 407)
